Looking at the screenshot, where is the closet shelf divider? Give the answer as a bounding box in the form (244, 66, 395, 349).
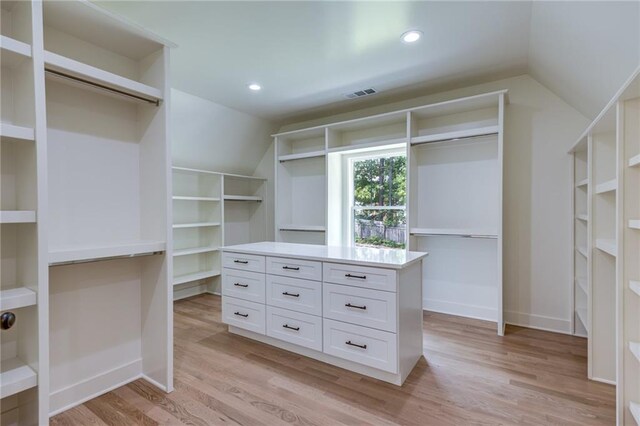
(0, 123, 35, 142)
(629, 153, 640, 168)
(173, 246, 219, 257)
(278, 150, 326, 162)
(173, 196, 220, 201)
(576, 178, 589, 188)
(0, 287, 37, 310)
(49, 240, 166, 265)
(0, 211, 36, 224)
(595, 179, 617, 194)
(576, 308, 588, 332)
(629, 220, 640, 230)
(0, 358, 37, 399)
(631, 281, 640, 297)
(0, 35, 32, 67)
(595, 239, 617, 257)
(173, 269, 220, 286)
(173, 222, 221, 229)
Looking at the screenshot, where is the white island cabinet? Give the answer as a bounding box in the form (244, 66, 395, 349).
(221, 242, 428, 385)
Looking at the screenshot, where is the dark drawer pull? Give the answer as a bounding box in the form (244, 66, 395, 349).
(345, 273, 366, 280)
(282, 324, 300, 331)
(234, 311, 249, 318)
(345, 340, 367, 349)
(282, 291, 300, 298)
(234, 260, 249, 264)
(282, 266, 300, 271)
(345, 303, 367, 310)
(233, 283, 248, 288)
(1, 312, 16, 330)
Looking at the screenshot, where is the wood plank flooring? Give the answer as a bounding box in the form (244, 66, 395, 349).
(51, 294, 615, 425)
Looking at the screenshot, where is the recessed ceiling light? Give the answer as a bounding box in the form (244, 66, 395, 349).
(248, 83, 262, 91)
(401, 30, 422, 43)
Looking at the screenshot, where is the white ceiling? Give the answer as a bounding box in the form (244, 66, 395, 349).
(97, 1, 638, 122)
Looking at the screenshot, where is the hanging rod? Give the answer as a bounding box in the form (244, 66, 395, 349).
(49, 250, 164, 267)
(411, 131, 498, 146)
(410, 233, 497, 239)
(44, 68, 160, 106)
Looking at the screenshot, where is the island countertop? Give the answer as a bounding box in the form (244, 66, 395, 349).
(221, 241, 428, 269)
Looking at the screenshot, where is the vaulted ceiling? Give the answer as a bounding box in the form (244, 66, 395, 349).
(98, 1, 639, 122)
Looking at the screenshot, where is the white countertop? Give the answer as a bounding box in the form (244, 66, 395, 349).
(222, 241, 428, 269)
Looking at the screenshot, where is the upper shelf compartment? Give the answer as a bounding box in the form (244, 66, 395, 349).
(42, 0, 172, 104)
(327, 111, 408, 152)
(275, 127, 326, 161)
(1, 1, 32, 46)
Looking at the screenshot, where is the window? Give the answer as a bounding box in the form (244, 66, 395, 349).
(348, 151, 406, 249)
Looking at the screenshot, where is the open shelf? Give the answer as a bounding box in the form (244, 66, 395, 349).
(44, 51, 162, 104)
(595, 179, 617, 194)
(630, 401, 640, 425)
(576, 214, 588, 222)
(0, 287, 36, 310)
(173, 246, 218, 257)
(0, 123, 35, 142)
(173, 196, 220, 202)
(278, 150, 326, 162)
(576, 308, 588, 332)
(576, 277, 588, 295)
(410, 125, 499, 145)
(224, 195, 262, 202)
(576, 245, 589, 258)
(631, 342, 640, 364)
(0, 211, 36, 224)
(410, 227, 497, 238)
(631, 281, 640, 297)
(173, 222, 221, 229)
(49, 240, 165, 265)
(279, 225, 326, 232)
(576, 178, 589, 188)
(173, 269, 220, 286)
(0, 358, 37, 399)
(629, 154, 640, 168)
(629, 220, 640, 230)
(172, 166, 220, 176)
(327, 138, 406, 154)
(595, 239, 617, 257)
(0, 35, 31, 67)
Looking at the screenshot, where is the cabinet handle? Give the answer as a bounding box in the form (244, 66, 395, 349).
(345, 303, 367, 310)
(282, 291, 300, 297)
(1, 312, 16, 330)
(282, 266, 300, 271)
(234, 311, 249, 318)
(234, 260, 249, 264)
(345, 273, 366, 280)
(282, 324, 300, 331)
(345, 340, 367, 349)
(234, 283, 249, 288)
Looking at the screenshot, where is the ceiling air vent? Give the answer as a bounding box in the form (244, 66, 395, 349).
(345, 88, 377, 99)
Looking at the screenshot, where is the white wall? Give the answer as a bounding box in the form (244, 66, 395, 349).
(260, 74, 590, 334)
(171, 89, 275, 176)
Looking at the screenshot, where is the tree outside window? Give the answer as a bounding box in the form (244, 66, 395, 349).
(351, 154, 406, 249)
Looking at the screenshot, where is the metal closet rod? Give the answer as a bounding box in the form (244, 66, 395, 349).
(411, 131, 498, 146)
(49, 251, 165, 267)
(44, 68, 160, 106)
(411, 233, 498, 239)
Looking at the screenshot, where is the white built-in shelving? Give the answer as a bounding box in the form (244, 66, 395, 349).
(569, 65, 640, 424)
(0, 358, 38, 399)
(172, 167, 266, 300)
(274, 90, 507, 335)
(0, 123, 35, 142)
(0, 211, 36, 224)
(48, 240, 166, 265)
(0, 287, 37, 311)
(630, 401, 640, 425)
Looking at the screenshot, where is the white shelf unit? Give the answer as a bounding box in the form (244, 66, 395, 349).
(408, 91, 504, 336)
(171, 168, 267, 300)
(41, 0, 174, 418)
(568, 66, 640, 424)
(275, 127, 327, 245)
(572, 140, 590, 338)
(1, 1, 44, 424)
(274, 90, 507, 335)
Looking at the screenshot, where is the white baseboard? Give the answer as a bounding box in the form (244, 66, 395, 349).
(504, 310, 571, 335)
(49, 359, 142, 417)
(423, 298, 497, 322)
(592, 376, 616, 386)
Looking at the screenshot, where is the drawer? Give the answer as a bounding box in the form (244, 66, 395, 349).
(222, 296, 265, 335)
(267, 256, 322, 281)
(222, 269, 265, 304)
(323, 283, 397, 333)
(323, 263, 397, 292)
(266, 274, 322, 316)
(323, 319, 397, 373)
(266, 306, 322, 351)
(223, 252, 265, 273)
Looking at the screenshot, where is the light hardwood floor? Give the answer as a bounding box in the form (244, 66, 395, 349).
(51, 294, 615, 425)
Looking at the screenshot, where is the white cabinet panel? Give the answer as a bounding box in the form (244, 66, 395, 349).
(267, 256, 322, 281)
(223, 252, 265, 273)
(266, 274, 322, 316)
(323, 283, 397, 333)
(266, 306, 322, 351)
(222, 269, 265, 304)
(222, 296, 266, 335)
(323, 263, 397, 292)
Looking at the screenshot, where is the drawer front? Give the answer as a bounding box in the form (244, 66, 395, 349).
(323, 283, 397, 333)
(266, 306, 322, 351)
(323, 263, 397, 292)
(222, 269, 265, 304)
(266, 256, 322, 281)
(222, 296, 265, 335)
(323, 319, 397, 373)
(223, 252, 265, 273)
(266, 275, 322, 316)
